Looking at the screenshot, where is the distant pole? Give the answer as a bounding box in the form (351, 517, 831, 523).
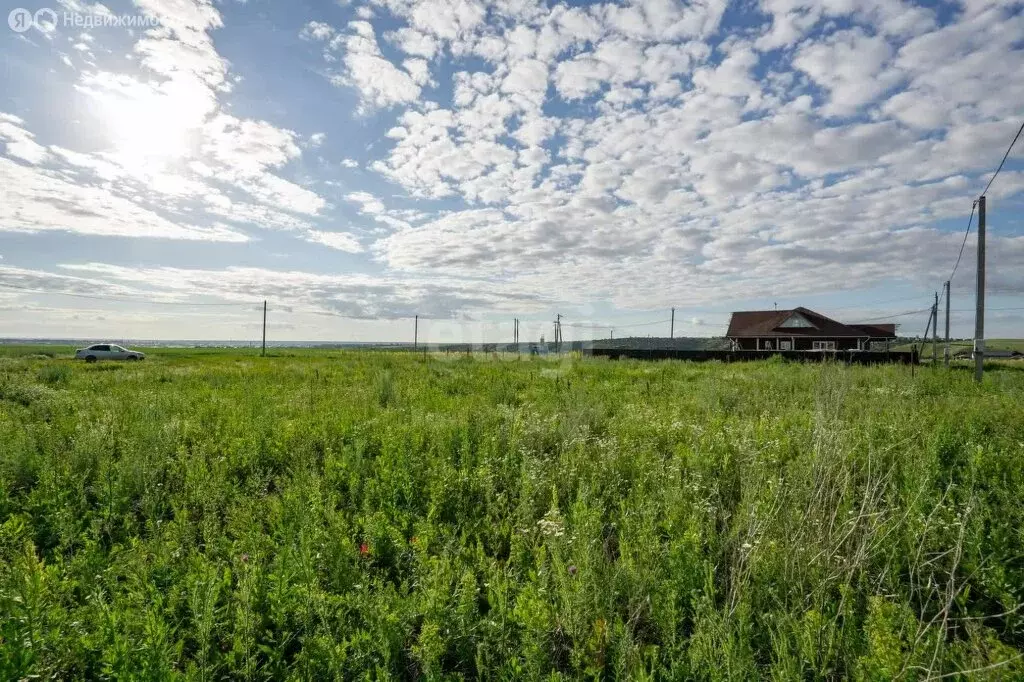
(975, 196, 986, 382)
(610, 329, 613, 340)
(922, 306, 934, 361)
(944, 280, 951, 368)
(261, 300, 267, 357)
(932, 291, 939, 365)
(670, 308, 675, 339)
(414, 315, 419, 350)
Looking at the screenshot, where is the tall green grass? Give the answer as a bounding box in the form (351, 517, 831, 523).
(1, 351, 1023, 679)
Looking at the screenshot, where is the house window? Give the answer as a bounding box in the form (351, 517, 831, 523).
(778, 313, 816, 329)
(780, 341, 792, 350)
(812, 341, 836, 351)
(869, 341, 888, 351)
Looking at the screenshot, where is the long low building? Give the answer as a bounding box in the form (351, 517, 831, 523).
(726, 307, 897, 352)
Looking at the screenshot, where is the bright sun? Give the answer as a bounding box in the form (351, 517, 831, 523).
(92, 83, 201, 175)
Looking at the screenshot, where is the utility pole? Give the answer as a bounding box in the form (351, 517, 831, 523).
(261, 300, 267, 357)
(944, 280, 951, 368)
(554, 314, 562, 353)
(610, 328, 614, 340)
(414, 315, 419, 350)
(670, 308, 675, 339)
(922, 305, 934, 365)
(932, 291, 939, 365)
(975, 196, 986, 382)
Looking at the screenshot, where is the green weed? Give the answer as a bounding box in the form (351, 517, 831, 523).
(36, 364, 71, 386)
(0, 350, 1022, 678)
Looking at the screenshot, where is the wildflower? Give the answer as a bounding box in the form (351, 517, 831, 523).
(410, 536, 418, 545)
(537, 509, 566, 538)
(359, 542, 370, 557)
(568, 565, 578, 576)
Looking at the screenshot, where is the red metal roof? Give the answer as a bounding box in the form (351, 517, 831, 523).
(727, 307, 895, 338)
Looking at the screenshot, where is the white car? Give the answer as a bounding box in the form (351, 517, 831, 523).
(75, 344, 146, 362)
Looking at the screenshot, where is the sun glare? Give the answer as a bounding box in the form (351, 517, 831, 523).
(92, 86, 199, 175)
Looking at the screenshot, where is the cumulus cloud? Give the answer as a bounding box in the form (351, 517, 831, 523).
(5, 0, 1024, 334)
(792, 28, 900, 117)
(1, 0, 327, 243)
(325, 0, 1024, 319)
(0, 157, 249, 242)
(300, 21, 335, 42)
(305, 230, 364, 253)
(324, 21, 424, 110)
(0, 113, 49, 164)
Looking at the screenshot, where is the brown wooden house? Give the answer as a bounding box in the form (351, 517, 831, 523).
(726, 307, 897, 352)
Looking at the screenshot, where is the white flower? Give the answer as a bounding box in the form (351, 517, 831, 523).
(537, 509, 566, 538)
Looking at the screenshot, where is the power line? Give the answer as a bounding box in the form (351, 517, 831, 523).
(617, 318, 672, 329)
(826, 294, 934, 312)
(562, 322, 611, 329)
(854, 307, 933, 322)
(981, 118, 1024, 197)
(563, 317, 671, 331)
(921, 118, 1024, 367)
(945, 120, 1024, 291)
(948, 201, 977, 284)
(951, 306, 1024, 312)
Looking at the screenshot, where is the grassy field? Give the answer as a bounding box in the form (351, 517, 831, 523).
(2, 349, 1024, 679)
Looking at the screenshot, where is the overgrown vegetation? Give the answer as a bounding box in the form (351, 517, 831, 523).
(1, 349, 1023, 679)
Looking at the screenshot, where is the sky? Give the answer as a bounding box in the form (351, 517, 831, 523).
(0, 0, 1022, 344)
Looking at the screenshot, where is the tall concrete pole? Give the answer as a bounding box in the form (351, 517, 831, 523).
(922, 306, 934, 365)
(975, 196, 986, 382)
(944, 280, 951, 368)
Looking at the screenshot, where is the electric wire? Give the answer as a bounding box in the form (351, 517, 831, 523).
(948, 201, 977, 284)
(981, 118, 1024, 197)
(853, 307, 934, 322)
